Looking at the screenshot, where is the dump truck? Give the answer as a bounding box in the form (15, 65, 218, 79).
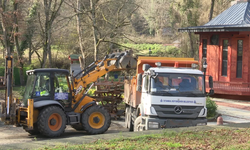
(123, 57, 214, 131)
(0, 50, 136, 137)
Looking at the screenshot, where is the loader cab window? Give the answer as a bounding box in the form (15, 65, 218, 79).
(23, 74, 36, 106)
(33, 73, 51, 97)
(54, 73, 70, 103)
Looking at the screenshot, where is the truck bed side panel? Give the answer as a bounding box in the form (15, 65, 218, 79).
(123, 77, 141, 108)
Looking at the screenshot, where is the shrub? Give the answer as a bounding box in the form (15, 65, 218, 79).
(0, 67, 32, 85)
(206, 96, 217, 118)
(52, 58, 70, 69)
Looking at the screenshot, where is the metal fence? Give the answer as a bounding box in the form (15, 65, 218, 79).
(209, 81, 250, 93)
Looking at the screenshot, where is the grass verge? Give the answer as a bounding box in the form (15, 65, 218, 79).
(41, 128, 250, 150)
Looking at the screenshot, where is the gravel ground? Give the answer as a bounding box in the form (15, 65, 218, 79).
(0, 99, 128, 147)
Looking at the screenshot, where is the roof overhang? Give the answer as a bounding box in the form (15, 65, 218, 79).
(179, 25, 250, 33)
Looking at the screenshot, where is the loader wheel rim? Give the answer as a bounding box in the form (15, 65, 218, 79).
(88, 112, 105, 129)
(48, 113, 62, 131)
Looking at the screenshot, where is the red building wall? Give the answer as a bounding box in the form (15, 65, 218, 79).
(198, 32, 250, 96)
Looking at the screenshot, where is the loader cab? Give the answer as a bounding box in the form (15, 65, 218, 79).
(23, 69, 72, 107)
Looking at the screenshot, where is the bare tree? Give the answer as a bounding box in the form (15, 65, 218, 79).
(209, 0, 215, 21)
(76, 0, 86, 67)
(90, 0, 99, 61)
(38, 0, 64, 68)
(0, 0, 13, 56)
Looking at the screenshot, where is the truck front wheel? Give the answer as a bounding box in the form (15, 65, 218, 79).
(134, 116, 145, 132)
(37, 106, 66, 137)
(82, 105, 111, 134)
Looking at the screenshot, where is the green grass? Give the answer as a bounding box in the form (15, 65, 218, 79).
(40, 128, 250, 150)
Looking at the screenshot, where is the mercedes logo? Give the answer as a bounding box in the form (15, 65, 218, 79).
(174, 106, 183, 114)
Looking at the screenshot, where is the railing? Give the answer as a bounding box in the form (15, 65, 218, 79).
(209, 81, 250, 93)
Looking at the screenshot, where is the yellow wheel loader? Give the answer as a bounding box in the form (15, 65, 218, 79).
(0, 50, 136, 137)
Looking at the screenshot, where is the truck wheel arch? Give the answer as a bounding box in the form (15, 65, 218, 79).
(34, 100, 64, 110)
(136, 104, 144, 117)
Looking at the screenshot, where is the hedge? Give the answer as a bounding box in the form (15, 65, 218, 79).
(0, 67, 32, 85)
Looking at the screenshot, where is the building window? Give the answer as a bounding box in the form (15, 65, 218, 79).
(222, 40, 228, 76)
(202, 39, 207, 58)
(210, 35, 219, 45)
(237, 40, 243, 78)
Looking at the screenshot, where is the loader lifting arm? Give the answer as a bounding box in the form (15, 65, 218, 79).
(71, 50, 136, 113)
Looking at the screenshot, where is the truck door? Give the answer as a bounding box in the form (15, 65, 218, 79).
(54, 73, 72, 108)
(141, 75, 150, 106)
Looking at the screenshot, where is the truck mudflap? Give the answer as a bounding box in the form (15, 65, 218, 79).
(141, 117, 207, 130)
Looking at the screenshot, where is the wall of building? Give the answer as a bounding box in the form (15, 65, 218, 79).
(198, 32, 250, 95)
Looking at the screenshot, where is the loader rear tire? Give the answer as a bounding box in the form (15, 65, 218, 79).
(37, 106, 66, 137)
(23, 123, 40, 135)
(82, 105, 111, 134)
(71, 124, 85, 131)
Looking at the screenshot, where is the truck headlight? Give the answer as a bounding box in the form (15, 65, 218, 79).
(144, 106, 157, 116)
(150, 107, 157, 115)
(198, 108, 207, 117)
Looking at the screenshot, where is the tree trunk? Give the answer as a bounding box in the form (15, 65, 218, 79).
(28, 37, 32, 64)
(48, 27, 52, 67)
(42, 0, 48, 67)
(90, 0, 99, 61)
(209, 0, 215, 21)
(13, 1, 24, 85)
(77, 0, 86, 68)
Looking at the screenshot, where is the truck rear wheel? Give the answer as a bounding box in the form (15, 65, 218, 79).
(37, 106, 66, 137)
(82, 105, 111, 134)
(125, 106, 133, 131)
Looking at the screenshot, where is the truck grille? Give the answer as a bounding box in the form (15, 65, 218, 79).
(152, 105, 204, 119)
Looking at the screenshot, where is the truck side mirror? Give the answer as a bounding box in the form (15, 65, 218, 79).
(209, 76, 213, 88)
(136, 73, 142, 92)
(142, 64, 151, 71)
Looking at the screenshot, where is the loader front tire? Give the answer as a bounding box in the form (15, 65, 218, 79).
(37, 106, 66, 137)
(82, 105, 111, 134)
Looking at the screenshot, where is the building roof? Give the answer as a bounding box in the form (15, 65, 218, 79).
(68, 54, 82, 60)
(178, 2, 250, 32)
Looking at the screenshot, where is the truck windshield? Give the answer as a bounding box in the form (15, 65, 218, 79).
(151, 73, 204, 97)
(23, 74, 36, 106)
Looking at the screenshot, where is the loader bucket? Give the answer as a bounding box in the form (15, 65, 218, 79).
(109, 50, 137, 70)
